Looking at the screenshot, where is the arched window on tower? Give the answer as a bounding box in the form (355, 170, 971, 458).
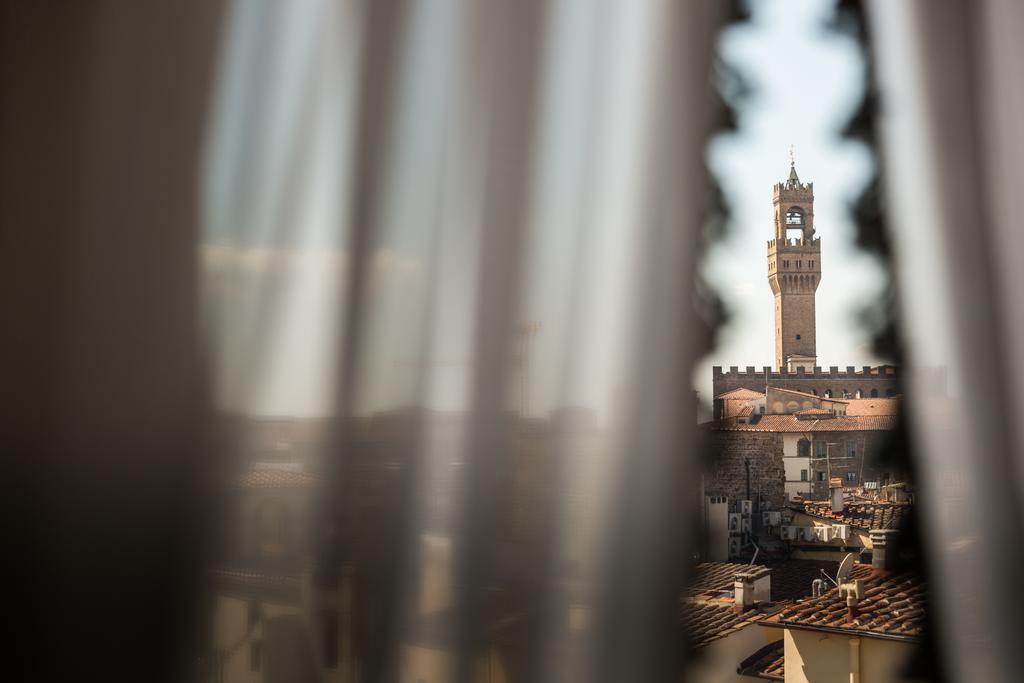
(855, 389, 863, 398)
(786, 206, 804, 226)
(824, 390, 832, 398)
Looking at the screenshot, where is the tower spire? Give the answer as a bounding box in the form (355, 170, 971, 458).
(787, 145, 800, 185)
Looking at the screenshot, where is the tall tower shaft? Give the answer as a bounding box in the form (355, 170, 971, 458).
(767, 158, 820, 370)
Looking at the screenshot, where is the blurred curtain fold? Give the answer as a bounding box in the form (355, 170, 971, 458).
(13, 0, 1024, 681)
(868, 0, 1024, 681)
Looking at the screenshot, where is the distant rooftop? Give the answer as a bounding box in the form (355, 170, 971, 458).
(769, 386, 849, 403)
(846, 397, 901, 416)
(707, 414, 897, 433)
(795, 500, 911, 531)
(716, 387, 767, 401)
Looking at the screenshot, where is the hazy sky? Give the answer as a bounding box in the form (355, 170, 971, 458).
(695, 0, 887, 405)
(201, 0, 887, 419)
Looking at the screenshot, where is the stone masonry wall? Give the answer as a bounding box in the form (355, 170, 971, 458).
(703, 430, 786, 509)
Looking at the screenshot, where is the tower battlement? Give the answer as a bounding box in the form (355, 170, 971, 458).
(711, 365, 901, 402)
(772, 181, 813, 198)
(713, 365, 899, 380)
(767, 237, 820, 250)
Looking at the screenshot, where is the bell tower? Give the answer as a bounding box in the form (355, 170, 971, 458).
(767, 150, 820, 370)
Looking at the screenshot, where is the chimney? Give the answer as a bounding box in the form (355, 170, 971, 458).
(839, 579, 865, 622)
(734, 569, 771, 613)
(734, 573, 755, 613)
(830, 477, 844, 513)
(869, 529, 899, 572)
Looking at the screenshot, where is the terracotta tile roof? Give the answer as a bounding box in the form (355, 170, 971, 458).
(707, 414, 897, 433)
(235, 468, 318, 489)
(766, 566, 926, 640)
(682, 601, 771, 648)
(737, 639, 784, 680)
(795, 408, 832, 417)
(767, 560, 844, 602)
(682, 560, 846, 649)
(737, 405, 755, 417)
(846, 397, 901, 416)
(687, 560, 846, 602)
(687, 562, 759, 598)
(770, 386, 849, 403)
(796, 501, 911, 531)
(717, 388, 766, 400)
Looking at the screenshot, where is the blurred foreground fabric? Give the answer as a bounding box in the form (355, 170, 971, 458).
(3, 1, 1024, 681)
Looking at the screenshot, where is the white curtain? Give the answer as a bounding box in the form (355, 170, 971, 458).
(869, 1, 1024, 681)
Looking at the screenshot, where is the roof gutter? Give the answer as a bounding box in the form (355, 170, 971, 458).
(757, 620, 921, 644)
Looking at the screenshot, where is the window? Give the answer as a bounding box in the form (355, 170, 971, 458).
(795, 334, 801, 340)
(322, 610, 339, 668)
(251, 641, 262, 672)
(786, 207, 804, 225)
(817, 471, 826, 482)
(845, 472, 857, 483)
(815, 441, 827, 457)
(797, 438, 810, 457)
(759, 405, 765, 414)
(800, 469, 808, 481)
(870, 388, 879, 398)
(797, 260, 802, 269)
(847, 440, 857, 458)
(809, 259, 814, 268)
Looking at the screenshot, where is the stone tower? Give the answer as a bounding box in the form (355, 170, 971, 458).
(767, 154, 820, 370)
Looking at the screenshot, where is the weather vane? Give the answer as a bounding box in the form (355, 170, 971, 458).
(789, 144, 795, 166)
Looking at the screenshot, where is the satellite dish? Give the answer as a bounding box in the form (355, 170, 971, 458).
(837, 553, 855, 583)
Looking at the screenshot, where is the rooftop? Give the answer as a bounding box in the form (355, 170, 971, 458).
(769, 386, 850, 403)
(795, 408, 832, 419)
(795, 500, 911, 531)
(686, 562, 763, 599)
(716, 388, 767, 401)
(737, 639, 785, 681)
(682, 601, 772, 649)
(846, 397, 901, 416)
(707, 413, 897, 433)
(683, 560, 846, 648)
(765, 565, 926, 641)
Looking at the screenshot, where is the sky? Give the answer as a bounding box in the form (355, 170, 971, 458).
(200, 0, 888, 420)
(695, 0, 887, 406)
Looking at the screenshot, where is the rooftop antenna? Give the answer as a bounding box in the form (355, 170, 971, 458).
(820, 552, 856, 588)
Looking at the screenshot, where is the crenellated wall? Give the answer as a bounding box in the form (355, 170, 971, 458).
(712, 365, 901, 401)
